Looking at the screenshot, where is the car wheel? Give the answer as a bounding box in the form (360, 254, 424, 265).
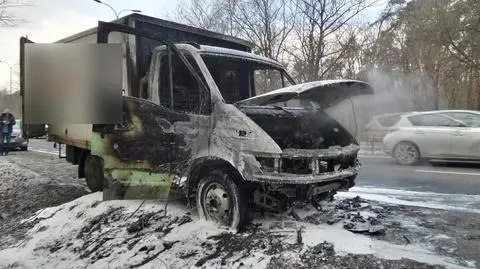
(393, 141, 419, 165)
(196, 170, 248, 229)
(84, 155, 104, 192)
(21, 146, 28, 151)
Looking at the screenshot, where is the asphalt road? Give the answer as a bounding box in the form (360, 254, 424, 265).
(28, 138, 65, 156)
(25, 139, 480, 195)
(357, 155, 480, 195)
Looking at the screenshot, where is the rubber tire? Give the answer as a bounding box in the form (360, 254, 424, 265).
(20, 146, 28, 151)
(196, 170, 248, 230)
(393, 141, 420, 165)
(84, 155, 104, 192)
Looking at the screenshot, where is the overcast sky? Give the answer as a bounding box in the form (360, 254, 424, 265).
(0, 0, 177, 92)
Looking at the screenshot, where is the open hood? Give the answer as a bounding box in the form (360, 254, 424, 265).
(235, 80, 374, 109)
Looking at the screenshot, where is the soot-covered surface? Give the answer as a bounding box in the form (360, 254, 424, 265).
(239, 105, 355, 150)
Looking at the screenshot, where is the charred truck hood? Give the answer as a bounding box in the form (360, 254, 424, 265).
(233, 80, 374, 185)
(235, 79, 373, 108)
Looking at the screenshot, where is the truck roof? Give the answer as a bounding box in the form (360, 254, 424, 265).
(199, 45, 283, 68)
(56, 13, 253, 50)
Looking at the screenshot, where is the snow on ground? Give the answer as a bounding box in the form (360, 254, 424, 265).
(0, 156, 88, 249)
(0, 193, 234, 268)
(338, 187, 480, 214)
(0, 193, 216, 268)
(0, 191, 476, 269)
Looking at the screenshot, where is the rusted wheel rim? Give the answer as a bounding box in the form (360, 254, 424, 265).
(203, 183, 231, 225)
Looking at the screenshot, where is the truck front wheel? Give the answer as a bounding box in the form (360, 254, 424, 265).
(84, 155, 104, 192)
(196, 170, 248, 229)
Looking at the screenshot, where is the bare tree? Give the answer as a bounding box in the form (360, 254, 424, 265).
(175, 0, 236, 35)
(289, 0, 377, 82)
(176, 0, 480, 110)
(228, 0, 296, 61)
(0, 0, 29, 27)
(176, 0, 296, 61)
(369, 0, 480, 110)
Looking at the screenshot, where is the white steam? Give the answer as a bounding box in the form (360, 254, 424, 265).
(326, 69, 437, 139)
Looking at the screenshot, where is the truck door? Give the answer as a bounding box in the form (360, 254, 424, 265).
(93, 95, 186, 200)
(87, 22, 211, 201)
(96, 47, 210, 201)
(20, 37, 46, 138)
(149, 47, 211, 170)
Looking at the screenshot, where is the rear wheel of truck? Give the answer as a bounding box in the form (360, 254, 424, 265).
(196, 170, 248, 229)
(84, 155, 104, 192)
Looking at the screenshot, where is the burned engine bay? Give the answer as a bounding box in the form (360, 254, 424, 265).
(236, 104, 360, 211)
(238, 105, 356, 150)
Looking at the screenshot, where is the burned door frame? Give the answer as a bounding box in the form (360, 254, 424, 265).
(93, 22, 211, 200)
(148, 45, 213, 182)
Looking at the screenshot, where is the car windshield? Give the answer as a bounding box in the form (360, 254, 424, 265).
(201, 54, 294, 104)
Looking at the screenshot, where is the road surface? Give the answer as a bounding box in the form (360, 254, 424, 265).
(357, 155, 480, 195)
(28, 138, 65, 156)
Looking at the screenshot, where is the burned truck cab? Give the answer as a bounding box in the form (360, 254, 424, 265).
(19, 14, 372, 230)
(148, 45, 374, 227)
(98, 43, 373, 229)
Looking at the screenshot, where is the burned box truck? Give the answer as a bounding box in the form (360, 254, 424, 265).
(20, 14, 373, 229)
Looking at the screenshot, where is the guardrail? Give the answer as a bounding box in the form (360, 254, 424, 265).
(359, 141, 385, 155)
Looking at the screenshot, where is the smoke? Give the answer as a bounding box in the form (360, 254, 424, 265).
(326, 69, 437, 139)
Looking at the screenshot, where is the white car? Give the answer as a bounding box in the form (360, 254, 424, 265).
(383, 110, 480, 165)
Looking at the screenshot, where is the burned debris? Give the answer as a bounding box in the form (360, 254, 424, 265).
(342, 213, 386, 235)
(53, 207, 189, 265)
(303, 196, 387, 236)
(311, 241, 335, 256)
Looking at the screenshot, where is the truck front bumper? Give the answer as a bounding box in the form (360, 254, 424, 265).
(252, 162, 360, 184)
(248, 144, 360, 185)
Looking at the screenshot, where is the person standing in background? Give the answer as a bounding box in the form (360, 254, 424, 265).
(0, 108, 16, 156)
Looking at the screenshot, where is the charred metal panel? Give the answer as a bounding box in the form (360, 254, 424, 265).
(238, 106, 357, 150)
(93, 96, 205, 200)
(216, 104, 362, 187)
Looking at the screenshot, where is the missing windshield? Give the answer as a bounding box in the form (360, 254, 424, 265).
(201, 54, 293, 104)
